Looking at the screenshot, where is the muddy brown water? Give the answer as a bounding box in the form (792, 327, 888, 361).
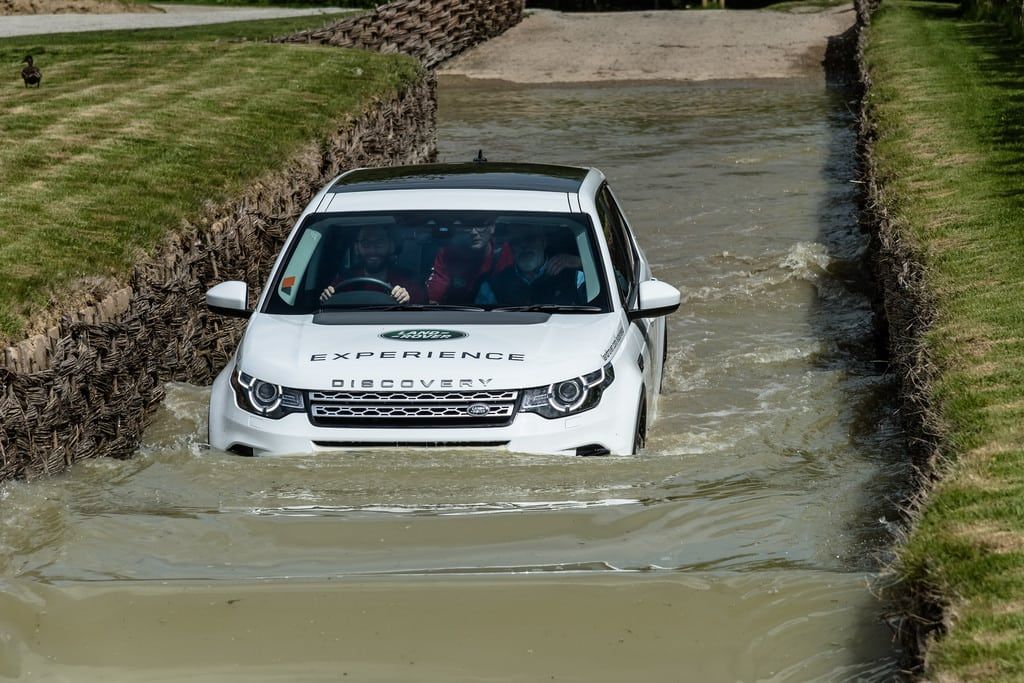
(0, 76, 905, 680)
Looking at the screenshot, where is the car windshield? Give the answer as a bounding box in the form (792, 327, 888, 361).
(263, 211, 611, 315)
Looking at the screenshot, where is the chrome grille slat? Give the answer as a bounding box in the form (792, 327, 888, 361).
(307, 389, 519, 428)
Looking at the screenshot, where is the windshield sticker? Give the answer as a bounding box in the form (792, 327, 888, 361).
(381, 329, 467, 341)
(602, 325, 626, 361)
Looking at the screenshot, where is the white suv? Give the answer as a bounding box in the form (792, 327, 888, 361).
(206, 162, 680, 456)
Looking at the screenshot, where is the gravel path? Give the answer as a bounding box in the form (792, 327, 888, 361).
(0, 4, 352, 38)
(440, 6, 856, 83)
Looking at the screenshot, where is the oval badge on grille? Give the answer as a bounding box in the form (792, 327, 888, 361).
(380, 329, 468, 341)
(466, 403, 490, 416)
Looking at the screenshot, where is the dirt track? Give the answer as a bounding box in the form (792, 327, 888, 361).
(440, 6, 856, 83)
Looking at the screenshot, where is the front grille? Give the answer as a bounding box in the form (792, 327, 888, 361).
(308, 389, 519, 428)
(310, 390, 518, 403)
(312, 404, 516, 419)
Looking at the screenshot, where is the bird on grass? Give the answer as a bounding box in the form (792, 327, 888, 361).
(21, 56, 42, 88)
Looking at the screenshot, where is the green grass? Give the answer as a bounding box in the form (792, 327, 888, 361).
(137, 0, 374, 6)
(0, 18, 419, 343)
(865, 0, 1024, 679)
(6, 12, 357, 47)
(765, 0, 850, 13)
(129, 0, 376, 7)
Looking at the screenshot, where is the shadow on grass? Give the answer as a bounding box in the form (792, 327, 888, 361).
(959, 25, 1024, 206)
(906, 0, 963, 20)
(907, 2, 1024, 207)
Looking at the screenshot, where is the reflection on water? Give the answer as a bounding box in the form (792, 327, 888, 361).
(0, 77, 904, 680)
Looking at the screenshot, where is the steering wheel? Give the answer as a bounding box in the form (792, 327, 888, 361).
(334, 277, 393, 293)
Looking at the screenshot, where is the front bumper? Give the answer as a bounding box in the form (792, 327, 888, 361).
(208, 367, 640, 456)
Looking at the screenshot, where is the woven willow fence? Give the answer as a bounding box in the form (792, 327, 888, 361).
(275, 0, 523, 68)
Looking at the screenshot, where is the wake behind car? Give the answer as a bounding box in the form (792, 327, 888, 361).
(206, 162, 680, 456)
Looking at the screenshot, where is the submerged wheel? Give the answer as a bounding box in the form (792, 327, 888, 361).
(632, 393, 648, 455)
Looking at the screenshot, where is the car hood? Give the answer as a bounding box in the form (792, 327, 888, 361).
(237, 313, 626, 391)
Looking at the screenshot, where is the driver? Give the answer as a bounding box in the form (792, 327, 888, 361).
(319, 225, 425, 304)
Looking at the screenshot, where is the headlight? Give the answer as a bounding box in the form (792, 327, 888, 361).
(520, 363, 615, 419)
(231, 367, 305, 419)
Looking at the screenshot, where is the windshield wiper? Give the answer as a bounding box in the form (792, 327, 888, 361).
(491, 305, 603, 313)
(318, 303, 486, 312)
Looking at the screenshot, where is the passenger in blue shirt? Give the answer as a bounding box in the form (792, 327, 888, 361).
(476, 226, 582, 307)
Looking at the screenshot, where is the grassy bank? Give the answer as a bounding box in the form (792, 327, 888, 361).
(0, 18, 419, 344)
(865, 0, 1024, 678)
(131, 0, 376, 7)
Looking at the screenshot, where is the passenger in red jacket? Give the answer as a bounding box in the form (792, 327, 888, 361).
(320, 226, 425, 304)
(426, 217, 514, 304)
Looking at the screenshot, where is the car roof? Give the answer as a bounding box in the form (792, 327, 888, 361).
(328, 162, 591, 195)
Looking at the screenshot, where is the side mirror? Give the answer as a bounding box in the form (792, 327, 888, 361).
(206, 281, 252, 319)
(627, 280, 680, 321)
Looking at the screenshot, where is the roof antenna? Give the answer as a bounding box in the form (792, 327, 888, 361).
(473, 149, 487, 164)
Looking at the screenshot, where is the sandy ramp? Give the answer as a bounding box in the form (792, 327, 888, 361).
(440, 6, 856, 83)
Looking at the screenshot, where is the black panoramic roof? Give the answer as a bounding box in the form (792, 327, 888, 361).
(329, 163, 590, 194)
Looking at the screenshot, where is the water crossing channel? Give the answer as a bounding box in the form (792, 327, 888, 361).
(0, 76, 904, 680)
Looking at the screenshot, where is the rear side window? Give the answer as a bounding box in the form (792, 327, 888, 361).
(595, 184, 637, 306)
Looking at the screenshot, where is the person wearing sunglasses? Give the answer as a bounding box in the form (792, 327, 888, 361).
(425, 217, 514, 304)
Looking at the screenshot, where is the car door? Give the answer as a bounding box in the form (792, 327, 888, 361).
(595, 184, 656, 413)
(605, 184, 666, 401)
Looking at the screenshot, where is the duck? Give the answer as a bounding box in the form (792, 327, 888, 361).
(21, 56, 41, 88)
